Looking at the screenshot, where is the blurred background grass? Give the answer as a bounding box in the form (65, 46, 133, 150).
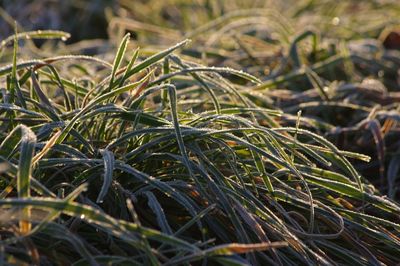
(0, 0, 113, 42)
(2, 1, 399, 43)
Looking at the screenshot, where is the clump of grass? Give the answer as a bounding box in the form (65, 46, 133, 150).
(0, 28, 400, 265)
(111, 0, 400, 200)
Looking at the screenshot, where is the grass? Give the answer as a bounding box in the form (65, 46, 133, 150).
(0, 0, 400, 265)
(112, 0, 400, 199)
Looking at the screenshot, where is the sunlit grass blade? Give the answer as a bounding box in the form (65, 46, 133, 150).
(108, 33, 130, 92)
(17, 125, 37, 234)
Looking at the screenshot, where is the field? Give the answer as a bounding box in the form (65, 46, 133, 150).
(1, 0, 400, 265)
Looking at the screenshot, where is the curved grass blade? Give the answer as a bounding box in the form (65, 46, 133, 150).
(96, 149, 115, 203)
(143, 191, 173, 235)
(0, 30, 70, 49)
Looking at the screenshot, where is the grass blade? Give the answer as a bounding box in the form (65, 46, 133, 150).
(17, 125, 37, 234)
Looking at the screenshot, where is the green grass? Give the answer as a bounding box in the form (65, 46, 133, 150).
(1, 0, 400, 265)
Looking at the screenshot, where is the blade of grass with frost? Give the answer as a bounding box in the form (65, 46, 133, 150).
(0, 30, 70, 49)
(96, 149, 115, 203)
(161, 57, 170, 108)
(200, 107, 281, 116)
(297, 165, 353, 183)
(149, 66, 261, 87)
(0, 54, 113, 78)
(339, 209, 400, 231)
(38, 70, 88, 97)
(118, 48, 140, 87)
(45, 64, 72, 111)
(0, 59, 45, 77)
(32, 55, 113, 69)
(17, 125, 36, 234)
(124, 39, 190, 78)
(144, 191, 173, 235)
(167, 84, 195, 179)
(11, 27, 27, 109)
(301, 144, 371, 162)
(108, 33, 130, 92)
(31, 71, 60, 120)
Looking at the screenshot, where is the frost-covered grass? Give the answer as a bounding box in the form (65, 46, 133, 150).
(1, 0, 400, 265)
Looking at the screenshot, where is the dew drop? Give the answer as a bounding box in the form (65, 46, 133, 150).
(332, 17, 340, 26)
(80, 214, 85, 219)
(61, 36, 67, 41)
(25, 35, 31, 40)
